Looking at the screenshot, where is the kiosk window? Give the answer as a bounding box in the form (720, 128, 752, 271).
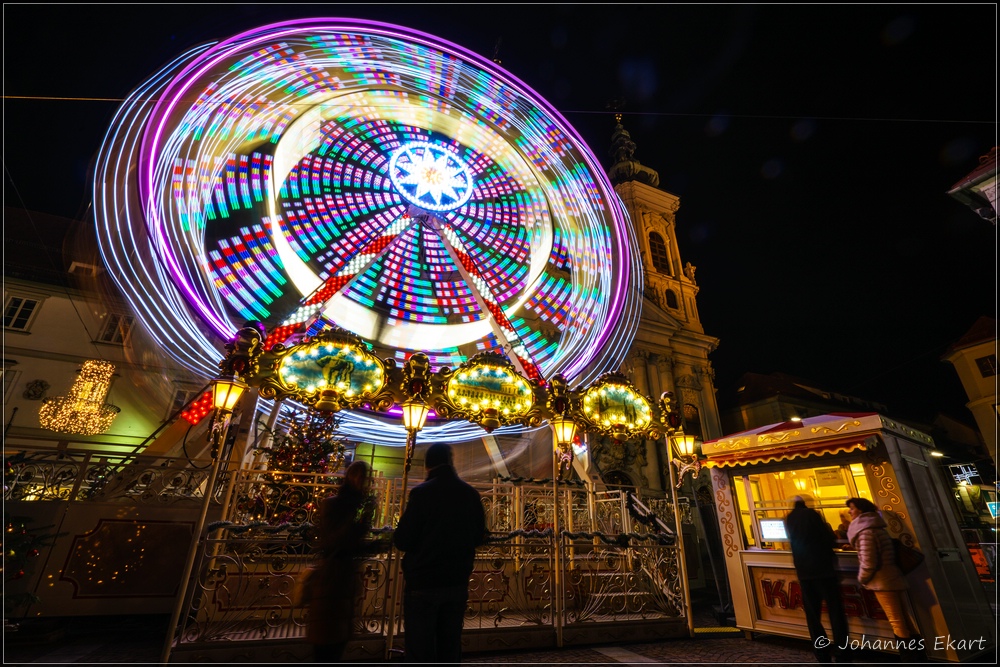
(733, 476, 756, 548)
(732, 462, 874, 550)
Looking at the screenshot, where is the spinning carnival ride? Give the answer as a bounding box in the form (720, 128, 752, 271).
(94, 19, 643, 445)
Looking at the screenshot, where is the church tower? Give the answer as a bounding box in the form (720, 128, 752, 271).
(591, 116, 722, 497)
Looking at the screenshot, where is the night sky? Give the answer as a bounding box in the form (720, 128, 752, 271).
(4, 4, 996, 426)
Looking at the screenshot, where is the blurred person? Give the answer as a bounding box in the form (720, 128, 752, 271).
(835, 509, 852, 540)
(846, 497, 927, 662)
(393, 443, 486, 663)
(307, 461, 373, 662)
(785, 496, 851, 663)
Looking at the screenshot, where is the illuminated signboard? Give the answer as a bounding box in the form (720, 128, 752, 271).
(278, 342, 385, 399)
(446, 363, 534, 417)
(988, 502, 999, 519)
(579, 374, 653, 439)
(258, 328, 395, 411)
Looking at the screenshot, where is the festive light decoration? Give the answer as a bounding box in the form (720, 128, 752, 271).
(3, 513, 60, 615)
(92, 19, 643, 444)
(246, 409, 349, 524)
(38, 360, 120, 435)
(180, 391, 214, 424)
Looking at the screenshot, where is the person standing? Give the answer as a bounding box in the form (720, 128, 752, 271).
(784, 496, 851, 663)
(393, 443, 486, 663)
(307, 461, 373, 662)
(846, 497, 927, 662)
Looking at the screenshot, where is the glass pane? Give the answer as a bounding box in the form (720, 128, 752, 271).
(733, 476, 755, 548)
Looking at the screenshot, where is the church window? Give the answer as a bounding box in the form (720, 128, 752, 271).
(665, 289, 679, 309)
(648, 232, 671, 274)
(682, 404, 703, 439)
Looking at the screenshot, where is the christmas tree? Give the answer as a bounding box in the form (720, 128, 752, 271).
(240, 408, 349, 525)
(2, 514, 62, 619)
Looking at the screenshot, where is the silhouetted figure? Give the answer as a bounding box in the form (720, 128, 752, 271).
(785, 496, 851, 663)
(307, 461, 372, 662)
(393, 443, 486, 663)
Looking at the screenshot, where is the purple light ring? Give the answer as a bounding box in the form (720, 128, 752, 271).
(138, 18, 635, 360)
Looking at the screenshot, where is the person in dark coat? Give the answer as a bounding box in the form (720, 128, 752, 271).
(393, 443, 486, 663)
(785, 496, 851, 663)
(307, 461, 373, 662)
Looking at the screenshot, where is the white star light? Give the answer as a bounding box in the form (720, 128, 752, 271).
(389, 141, 474, 211)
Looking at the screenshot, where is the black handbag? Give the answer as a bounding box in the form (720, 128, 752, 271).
(892, 537, 924, 574)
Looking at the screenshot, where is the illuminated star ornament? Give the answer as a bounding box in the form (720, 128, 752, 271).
(92, 19, 643, 445)
(390, 142, 474, 211)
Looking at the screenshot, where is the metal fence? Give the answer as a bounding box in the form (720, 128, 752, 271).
(2, 446, 690, 660)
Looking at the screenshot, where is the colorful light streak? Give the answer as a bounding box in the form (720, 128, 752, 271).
(93, 19, 643, 445)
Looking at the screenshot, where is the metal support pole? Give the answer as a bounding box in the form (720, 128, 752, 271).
(160, 422, 230, 664)
(384, 428, 416, 660)
(552, 432, 563, 648)
(666, 437, 694, 638)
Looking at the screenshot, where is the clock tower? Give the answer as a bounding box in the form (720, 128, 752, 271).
(593, 116, 722, 496)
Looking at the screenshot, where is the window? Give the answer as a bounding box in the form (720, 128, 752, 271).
(682, 404, 702, 439)
(665, 288, 679, 309)
(3, 296, 39, 331)
(2, 362, 19, 402)
(98, 313, 135, 345)
(648, 232, 671, 274)
(975, 354, 996, 378)
(731, 461, 874, 550)
(170, 387, 200, 417)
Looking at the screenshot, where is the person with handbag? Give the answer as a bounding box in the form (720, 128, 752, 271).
(306, 461, 374, 662)
(845, 497, 927, 662)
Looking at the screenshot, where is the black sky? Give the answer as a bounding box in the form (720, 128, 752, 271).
(4, 4, 996, 426)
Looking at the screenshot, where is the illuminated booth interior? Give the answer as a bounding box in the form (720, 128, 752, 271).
(704, 412, 995, 661)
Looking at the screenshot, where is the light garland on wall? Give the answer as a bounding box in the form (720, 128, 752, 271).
(38, 360, 121, 435)
(92, 19, 644, 445)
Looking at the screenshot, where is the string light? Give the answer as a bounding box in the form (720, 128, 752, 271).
(38, 360, 120, 435)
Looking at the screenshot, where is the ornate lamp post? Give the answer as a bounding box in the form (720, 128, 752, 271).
(665, 426, 703, 638)
(385, 395, 429, 659)
(398, 397, 430, 513)
(162, 372, 248, 663)
(550, 413, 577, 647)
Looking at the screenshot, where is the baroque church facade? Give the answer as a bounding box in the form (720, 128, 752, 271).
(584, 119, 723, 497)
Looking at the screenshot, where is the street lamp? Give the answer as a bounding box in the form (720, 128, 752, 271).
(386, 396, 430, 659)
(209, 375, 249, 457)
(665, 429, 702, 639)
(549, 413, 578, 648)
(669, 432, 702, 487)
(162, 373, 247, 663)
(551, 415, 578, 450)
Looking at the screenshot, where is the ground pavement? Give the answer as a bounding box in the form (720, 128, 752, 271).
(1, 613, 929, 665)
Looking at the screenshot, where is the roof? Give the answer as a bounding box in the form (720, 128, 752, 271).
(948, 147, 998, 193)
(702, 412, 934, 467)
(731, 371, 888, 412)
(946, 316, 997, 353)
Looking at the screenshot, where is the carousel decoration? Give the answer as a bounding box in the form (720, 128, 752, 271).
(576, 372, 658, 442)
(92, 18, 643, 445)
(257, 326, 396, 413)
(432, 351, 544, 432)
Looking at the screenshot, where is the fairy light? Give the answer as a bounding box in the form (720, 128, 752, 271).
(92, 19, 643, 445)
(38, 360, 121, 435)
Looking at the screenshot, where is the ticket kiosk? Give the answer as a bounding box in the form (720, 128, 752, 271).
(704, 412, 995, 661)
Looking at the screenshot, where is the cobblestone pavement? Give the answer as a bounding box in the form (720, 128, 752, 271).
(1, 615, 890, 666)
(6, 615, 995, 665)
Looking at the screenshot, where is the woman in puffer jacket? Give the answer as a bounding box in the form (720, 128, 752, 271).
(846, 497, 927, 662)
